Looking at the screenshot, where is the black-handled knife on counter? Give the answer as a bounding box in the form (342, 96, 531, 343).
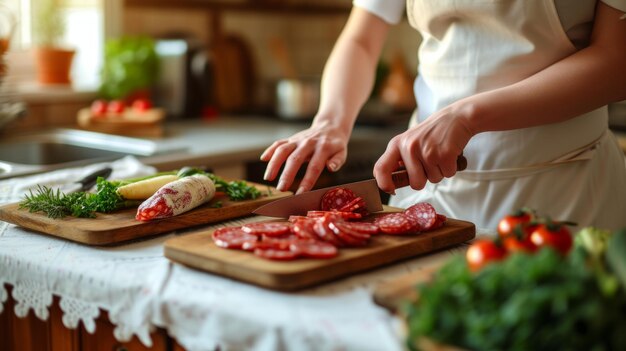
(253, 155, 467, 218)
(64, 166, 113, 193)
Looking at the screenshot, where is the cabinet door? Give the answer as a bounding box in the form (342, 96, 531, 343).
(0, 285, 79, 351)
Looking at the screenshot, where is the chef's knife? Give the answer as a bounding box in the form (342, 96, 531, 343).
(254, 155, 467, 218)
(63, 166, 113, 193)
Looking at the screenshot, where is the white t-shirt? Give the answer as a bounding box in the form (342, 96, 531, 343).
(353, 0, 626, 49)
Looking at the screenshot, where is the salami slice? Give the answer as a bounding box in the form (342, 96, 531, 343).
(288, 215, 309, 223)
(338, 221, 379, 235)
(292, 218, 319, 240)
(313, 218, 343, 246)
(328, 222, 369, 247)
(377, 213, 417, 235)
(212, 226, 258, 249)
(320, 188, 357, 211)
(338, 196, 368, 215)
(404, 203, 437, 231)
(430, 214, 447, 230)
(290, 240, 338, 259)
(307, 210, 362, 220)
(241, 222, 291, 237)
(244, 236, 301, 251)
(254, 248, 300, 261)
(330, 221, 373, 240)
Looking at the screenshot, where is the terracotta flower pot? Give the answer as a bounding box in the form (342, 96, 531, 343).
(34, 47, 75, 85)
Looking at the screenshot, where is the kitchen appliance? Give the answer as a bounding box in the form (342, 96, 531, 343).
(275, 78, 320, 120)
(153, 36, 213, 119)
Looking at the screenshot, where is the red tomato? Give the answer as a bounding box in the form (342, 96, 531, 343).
(529, 223, 573, 255)
(503, 234, 537, 253)
(107, 100, 126, 114)
(90, 100, 108, 116)
(466, 239, 508, 272)
(497, 211, 533, 238)
(132, 98, 152, 112)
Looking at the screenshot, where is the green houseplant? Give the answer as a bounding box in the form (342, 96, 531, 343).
(32, 0, 75, 85)
(98, 37, 159, 101)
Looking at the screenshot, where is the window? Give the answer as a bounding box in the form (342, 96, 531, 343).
(3, 0, 106, 89)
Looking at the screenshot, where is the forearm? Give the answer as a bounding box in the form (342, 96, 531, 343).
(464, 3, 626, 134)
(313, 7, 390, 136)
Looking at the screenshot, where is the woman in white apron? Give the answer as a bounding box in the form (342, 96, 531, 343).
(261, 0, 626, 231)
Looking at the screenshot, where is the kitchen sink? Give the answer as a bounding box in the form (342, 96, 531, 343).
(0, 129, 174, 179)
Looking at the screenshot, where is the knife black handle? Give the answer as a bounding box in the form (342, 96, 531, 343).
(391, 154, 467, 189)
(78, 166, 113, 191)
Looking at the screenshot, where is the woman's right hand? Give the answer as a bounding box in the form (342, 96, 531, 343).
(260, 121, 350, 194)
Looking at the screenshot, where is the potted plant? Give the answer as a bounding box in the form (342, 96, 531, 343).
(32, 0, 75, 85)
(98, 36, 159, 102)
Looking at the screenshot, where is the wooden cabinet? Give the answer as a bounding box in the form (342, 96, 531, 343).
(0, 284, 178, 351)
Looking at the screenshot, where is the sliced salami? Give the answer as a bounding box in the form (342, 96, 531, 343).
(254, 248, 300, 261)
(313, 218, 343, 246)
(320, 188, 357, 211)
(288, 215, 309, 223)
(330, 221, 373, 240)
(292, 218, 319, 240)
(290, 241, 338, 259)
(338, 221, 380, 235)
(329, 225, 369, 247)
(244, 236, 300, 251)
(377, 213, 417, 235)
(430, 214, 447, 230)
(241, 222, 291, 237)
(212, 226, 258, 249)
(404, 202, 437, 231)
(307, 210, 362, 220)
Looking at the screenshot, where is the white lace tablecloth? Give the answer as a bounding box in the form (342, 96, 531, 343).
(0, 157, 476, 351)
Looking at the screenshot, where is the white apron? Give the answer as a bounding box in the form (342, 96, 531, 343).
(389, 0, 626, 231)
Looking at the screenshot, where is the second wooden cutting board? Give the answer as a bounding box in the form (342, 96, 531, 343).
(164, 208, 476, 291)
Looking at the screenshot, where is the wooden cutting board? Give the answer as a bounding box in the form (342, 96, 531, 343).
(0, 183, 290, 246)
(77, 107, 165, 137)
(164, 208, 475, 291)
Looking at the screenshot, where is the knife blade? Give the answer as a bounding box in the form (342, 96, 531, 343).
(253, 155, 467, 218)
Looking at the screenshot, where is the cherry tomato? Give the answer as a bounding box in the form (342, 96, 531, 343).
(503, 234, 537, 253)
(132, 98, 152, 112)
(90, 100, 108, 116)
(529, 223, 573, 255)
(466, 239, 508, 272)
(497, 210, 533, 238)
(107, 100, 126, 114)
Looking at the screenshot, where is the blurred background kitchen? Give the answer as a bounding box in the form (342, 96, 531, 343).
(0, 0, 625, 190)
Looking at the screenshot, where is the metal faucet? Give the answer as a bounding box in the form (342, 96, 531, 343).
(0, 100, 26, 131)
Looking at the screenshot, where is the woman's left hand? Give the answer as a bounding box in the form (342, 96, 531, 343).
(373, 102, 476, 193)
